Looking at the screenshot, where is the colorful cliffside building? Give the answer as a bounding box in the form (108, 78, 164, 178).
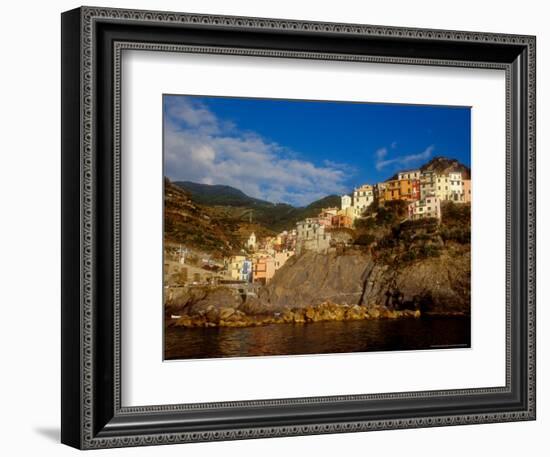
(419, 170, 435, 200)
(227, 255, 247, 281)
(384, 179, 401, 201)
(408, 196, 442, 221)
(331, 214, 353, 228)
(252, 256, 275, 285)
(352, 184, 374, 217)
(246, 232, 257, 251)
(398, 178, 420, 201)
(296, 218, 331, 255)
(318, 207, 339, 226)
(448, 171, 465, 202)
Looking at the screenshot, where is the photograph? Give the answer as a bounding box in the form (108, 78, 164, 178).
(163, 95, 472, 360)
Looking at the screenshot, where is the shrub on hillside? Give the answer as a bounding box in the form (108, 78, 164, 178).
(361, 199, 379, 217)
(419, 244, 441, 258)
(375, 200, 408, 226)
(440, 226, 470, 244)
(354, 233, 376, 247)
(442, 201, 471, 226)
(354, 216, 377, 230)
(401, 250, 418, 262)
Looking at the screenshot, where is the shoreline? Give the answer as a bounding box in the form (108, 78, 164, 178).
(166, 302, 469, 329)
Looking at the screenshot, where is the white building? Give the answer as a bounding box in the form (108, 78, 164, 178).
(427, 171, 466, 202)
(408, 196, 442, 221)
(398, 169, 421, 181)
(420, 171, 436, 200)
(341, 194, 352, 211)
(340, 183, 378, 220)
(246, 232, 256, 251)
(434, 173, 451, 201)
(296, 218, 331, 255)
(448, 171, 464, 202)
(353, 184, 374, 216)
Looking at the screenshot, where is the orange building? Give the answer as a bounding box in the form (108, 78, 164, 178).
(331, 214, 353, 228)
(253, 256, 276, 285)
(382, 178, 421, 202)
(398, 178, 420, 201)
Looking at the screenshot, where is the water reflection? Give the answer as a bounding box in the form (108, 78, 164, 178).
(164, 316, 470, 360)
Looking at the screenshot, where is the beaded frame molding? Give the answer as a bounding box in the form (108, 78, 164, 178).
(61, 6, 536, 450)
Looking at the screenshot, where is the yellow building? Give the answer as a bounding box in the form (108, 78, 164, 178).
(374, 182, 387, 203)
(383, 180, 401, 201)
(434, 173, 451, 201)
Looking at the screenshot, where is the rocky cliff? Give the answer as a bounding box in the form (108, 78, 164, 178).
(166, 244, 470, 328)
(260, 248, 470, 314)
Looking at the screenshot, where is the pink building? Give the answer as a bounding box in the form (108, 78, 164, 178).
(317, 207, 338, 227)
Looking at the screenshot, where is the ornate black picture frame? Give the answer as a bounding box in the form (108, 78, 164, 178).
(61, 6, 536, 449)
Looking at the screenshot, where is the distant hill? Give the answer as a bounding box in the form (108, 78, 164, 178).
(173, 180, 341, 233)
(420, 156, 471, 179)
(174, 181, 272, 207)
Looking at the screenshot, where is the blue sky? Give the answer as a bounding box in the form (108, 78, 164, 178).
(164, 95, 470, 207)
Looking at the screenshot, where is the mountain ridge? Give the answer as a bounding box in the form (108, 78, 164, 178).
(172, 180, 341, 233)
(174, 181, 275, 207)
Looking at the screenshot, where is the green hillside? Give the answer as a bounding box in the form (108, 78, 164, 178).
(164, 179, 274, 258)
(173, 181, 341, 233)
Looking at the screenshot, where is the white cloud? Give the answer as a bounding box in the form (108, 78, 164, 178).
(375, 147, 388, 161)
(322, 159, 358, 175)
(164, 97, 349, 206)
(375, 145, 434, 171)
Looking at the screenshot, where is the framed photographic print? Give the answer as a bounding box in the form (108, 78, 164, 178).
(61, 6, 536, 449)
